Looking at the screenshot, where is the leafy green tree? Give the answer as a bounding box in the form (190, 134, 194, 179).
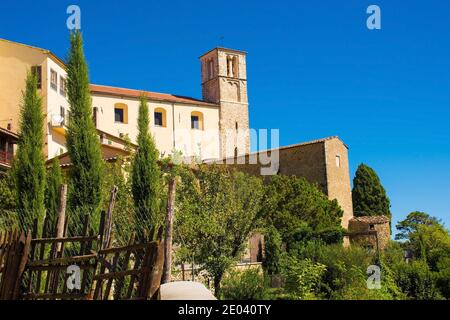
(45, 157, 63, 235)
(352, 163, 391, 218)
(175, 165, 264, 296)
(261, 175, 344, 249)
(396, 211, 440, 241)
(394, 212, 450, 299)
(13, 72, 46, 232)
(66, 31, 104, 233)
(396, 212, 450, 268)
(131, 95, 162, 241)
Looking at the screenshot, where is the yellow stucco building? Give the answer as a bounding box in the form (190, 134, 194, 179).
(0, 37, 354, 234)
(0, 38, 250, 162)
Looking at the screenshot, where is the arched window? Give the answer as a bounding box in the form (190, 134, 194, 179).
(154, 107, 167, 127)
(191, 111, 204, 130)
(114, 103, 128, 124)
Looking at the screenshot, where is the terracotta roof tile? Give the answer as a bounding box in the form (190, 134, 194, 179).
(350, 215, 390, 224)
(90, 84, 218, 107)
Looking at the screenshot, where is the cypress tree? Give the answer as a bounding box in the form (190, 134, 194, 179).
(66, 31, 104, 233)
(131, 95, 162, 241)
(352, 163, 391, 218)
(45, 157, 63, 235)
(13, 72, 46, 232)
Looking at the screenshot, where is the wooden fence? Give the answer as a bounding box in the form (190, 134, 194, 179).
(0, 186, 165, 300)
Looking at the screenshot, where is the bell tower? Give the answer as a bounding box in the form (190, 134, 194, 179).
(200, 47, 250, 159)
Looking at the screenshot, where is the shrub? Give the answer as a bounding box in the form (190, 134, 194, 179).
(279, 255, 326, 300)
(221, 268, 269, 300)
(394, 260, 442, 300)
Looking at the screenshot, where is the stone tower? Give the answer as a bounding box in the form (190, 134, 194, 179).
(200, 48, 250, 159)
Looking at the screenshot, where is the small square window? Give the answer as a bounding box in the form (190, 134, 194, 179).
(154, 112, 163, 126)
(369, 224, 375, 230)
(114, 108, 124, 123)
(191, 115, 199, 129)
(50, 69, 58, 90)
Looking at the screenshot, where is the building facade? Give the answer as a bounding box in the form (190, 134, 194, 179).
(0, 39, 249, 161)
(0, 37, 354, 233)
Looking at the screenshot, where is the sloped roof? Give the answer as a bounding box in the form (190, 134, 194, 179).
(210, 136, 348, 164)
(90, 84, 218, 107)
(350, 215, 390, 224)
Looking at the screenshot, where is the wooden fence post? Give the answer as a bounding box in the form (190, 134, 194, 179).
(0, 231, 31, 300)
(162, 177, 177, 284)
(56, 184, 67, 252)
(103, 185, 117, 249)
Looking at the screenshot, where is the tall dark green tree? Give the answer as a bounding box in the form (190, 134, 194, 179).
(13, 72, 46, 231)
(66, 31, 104, 232)
(352, 163, 391, 218)
(45, 157, 63, 235)
(131, 95, 162, 241)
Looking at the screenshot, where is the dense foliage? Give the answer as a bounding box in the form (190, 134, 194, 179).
(12, 72, 46, 232)
(0, 173, 18, 231)
(261, 175, 344, 250)
(352, 163, 391, 218)
(66, 31, 104, 233)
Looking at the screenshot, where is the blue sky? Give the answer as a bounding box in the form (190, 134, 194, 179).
(1, 1, 449, 235)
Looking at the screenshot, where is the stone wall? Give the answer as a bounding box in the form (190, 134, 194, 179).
(218, 137, 354, 229)
(348, 216, 390, 250)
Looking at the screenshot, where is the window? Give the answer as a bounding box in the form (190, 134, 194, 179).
(50, 69, 57, 90)
(155, 112, 163, 126)
(114, 108, 124, 123)
(114, 103, 128, 124)
(60, 76, 66, 96)
(336, 155, 341, 168)
(154, 108, 166, 127)
(227, 55, 238, 78)
(93, 107, 98, 128)
(369, 224, 375, 231)
(60, 106, 65, 125)
(191, 115, 199, 129)
(190, 111, 204, 130)
(31, 66, 42, 89)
